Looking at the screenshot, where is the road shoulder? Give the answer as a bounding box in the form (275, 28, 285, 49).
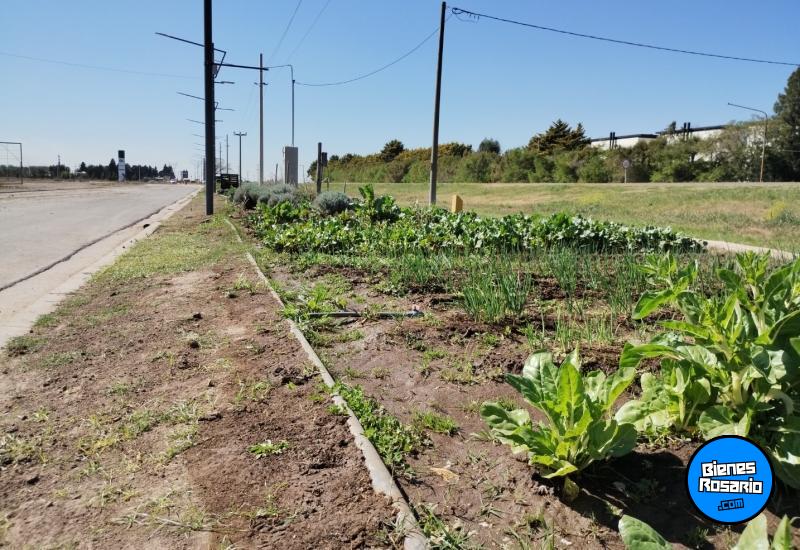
(0, 194, 394, 548)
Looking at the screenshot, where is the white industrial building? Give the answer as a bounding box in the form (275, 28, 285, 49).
(591, 123, 726, 149)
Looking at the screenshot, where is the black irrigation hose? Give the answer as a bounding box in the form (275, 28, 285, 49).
(305, 310, 423, 319)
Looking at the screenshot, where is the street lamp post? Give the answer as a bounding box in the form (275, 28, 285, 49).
(728, 102, 768, 183)
(267, 64, 295, 146)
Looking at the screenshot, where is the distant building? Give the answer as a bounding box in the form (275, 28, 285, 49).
(591, 123, 726, 149)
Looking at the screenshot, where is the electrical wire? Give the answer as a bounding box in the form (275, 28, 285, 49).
(286, 0, 333, 61)
(0, 50, 200, 79)
(296, 15, 449, 87)
(268, 0, 304, 64)
(450, 7, 799, 67)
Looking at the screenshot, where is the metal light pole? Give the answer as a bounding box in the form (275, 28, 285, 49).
(728, 102, 768, 183)
(234, 131, 247, 181)
(429, 1, 447, 205)
(225, 133, 229, 173)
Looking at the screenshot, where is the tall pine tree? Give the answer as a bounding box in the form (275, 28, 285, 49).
(774, 67, 800, 179)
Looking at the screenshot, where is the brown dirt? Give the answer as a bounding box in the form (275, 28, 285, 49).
(0, 196, 393, 549)
(261, 244, 800, 549)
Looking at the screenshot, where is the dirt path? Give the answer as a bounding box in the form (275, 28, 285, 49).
(0, 195, 393, 548)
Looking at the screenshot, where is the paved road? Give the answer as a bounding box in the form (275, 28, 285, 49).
(0, 183, 197, 288)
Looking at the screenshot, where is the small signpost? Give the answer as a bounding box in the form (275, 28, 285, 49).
(118, 150, 126, 182)
(622, 159, 631, 184)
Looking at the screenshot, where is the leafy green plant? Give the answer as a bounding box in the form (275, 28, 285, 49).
(248, 440, 289, 457)
(621, 252, 800, 487)
(481, 350, 637, 492)
(618, 515, 670, 549)
(462, 262, 533, 323)
(413, 410, 459, 435)
(335, 383, 424, 474)
(618, 513, 795, 550)
(313, 191, 352, 215)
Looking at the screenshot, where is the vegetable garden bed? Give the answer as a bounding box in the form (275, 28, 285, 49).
(235, 187, 799, 549)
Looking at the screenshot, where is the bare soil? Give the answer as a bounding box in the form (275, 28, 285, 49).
(0, 196, 393, 549)
(259, 253, 800, 549)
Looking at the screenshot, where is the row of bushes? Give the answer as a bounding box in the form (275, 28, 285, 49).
(248, 185, 705, 255)
(316, 120, 795, 183)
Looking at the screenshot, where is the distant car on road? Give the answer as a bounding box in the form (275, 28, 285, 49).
(170, 178, 177, 184)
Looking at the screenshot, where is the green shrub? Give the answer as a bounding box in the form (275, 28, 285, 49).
(313, 191, 352, 215)
(481, 350, 637, 493)
(617, 252, 800, 488)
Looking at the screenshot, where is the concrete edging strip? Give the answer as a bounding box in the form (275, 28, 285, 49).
(224, 218, 427, 549)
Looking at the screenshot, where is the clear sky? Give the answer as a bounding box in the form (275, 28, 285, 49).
(1, 0, 797, 180)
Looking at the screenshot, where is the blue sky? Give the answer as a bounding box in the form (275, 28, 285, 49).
(1, 0, 797, 180)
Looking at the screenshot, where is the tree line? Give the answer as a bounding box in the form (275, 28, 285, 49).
(310, 67, 800, 184)
(0, 159, 175, 180)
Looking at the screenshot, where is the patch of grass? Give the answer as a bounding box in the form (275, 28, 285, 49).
(231, 273, 259, 294)
(234, 379, 272, 404)
(461, 261, 533, 323)
(412, 410, 459, 436)
(96, 221, 240, 282)
(440, 358, 477, 385)
(335, 383, 424, 474)
(248, 440, 290, 457)
(5, 335, 44, 357)
(160, 425, 199, 463)
(37, 351, 79, 368)
(32, 407, 50, 422)
(33, 313, 58, 328)
(416, 504, 473, 549)
(343, 366, 365, 379)
(107, 381, 132, 396)
(0, 433, 48, 465)
(85, 304, 131, 326)
(371, 367, 391, 379)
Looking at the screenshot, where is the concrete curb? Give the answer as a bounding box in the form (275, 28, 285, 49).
(224, 218, 427, 550)
(704, 239, 796, 261)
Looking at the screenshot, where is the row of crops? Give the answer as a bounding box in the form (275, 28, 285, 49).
(238, 185, 798, 548)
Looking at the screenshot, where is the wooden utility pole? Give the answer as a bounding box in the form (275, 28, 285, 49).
(203, 0, 215, 214)
(428, 1, 447, 206)
(316, 142, 323, 194)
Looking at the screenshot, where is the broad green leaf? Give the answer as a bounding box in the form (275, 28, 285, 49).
(685, 378, 711, 405)
(770, 515, 793, 550)
(600, 367, 636, 411)
(583, 370, 606, 404)
(556, 360, 584, 423)
(537, 458, 578, 479)
(633, 288, 676, 320)
(615, 400, 649, 426)
(659, 320, 711, 340)
(618, 515, 672, 550)
(619, 343, 678, 370)
(718, 268, 743, 292)
(769, 310, 800, 344)
(732, 513, 769, 550)
(768, 431, 800, 489)
(587, 420, 637, 459)
(698, 406, 750, 438)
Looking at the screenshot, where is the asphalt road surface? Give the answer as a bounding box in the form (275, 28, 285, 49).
(0, 183, 197, 289)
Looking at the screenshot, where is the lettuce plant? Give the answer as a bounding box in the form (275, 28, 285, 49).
(481, 350, 637, 488)
(619, 252, 800, 487)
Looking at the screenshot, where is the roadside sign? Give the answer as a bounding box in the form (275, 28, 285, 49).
(622, 159, 630, 184)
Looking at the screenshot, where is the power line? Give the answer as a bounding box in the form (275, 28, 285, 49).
(286, 0, 333, 61)
(450, 7, 800, 67)
(296, 15, 450, 87)
(0, 50, 200, 79)
(268, 0, 304, 64)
